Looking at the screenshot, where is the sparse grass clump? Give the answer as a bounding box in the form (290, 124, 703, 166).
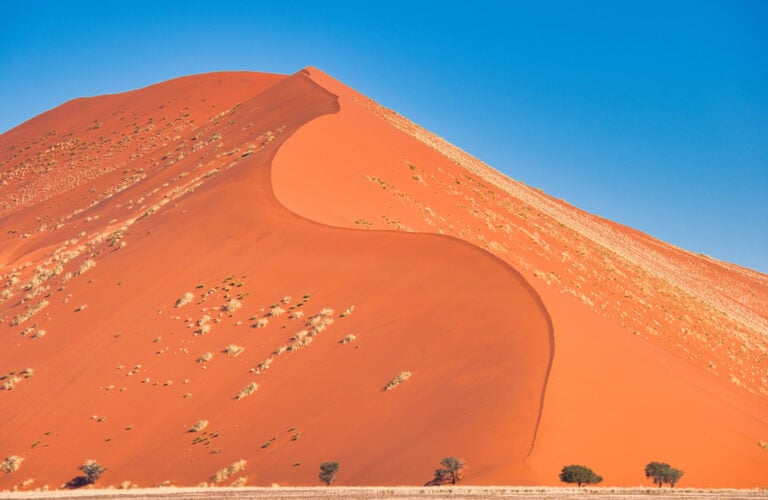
(222, 299, 242, 313)
(1, 455, 23, 473)
(189, 420, 209, 432)
(340, 305, 355, 317)
(1, 375, 21, 391)
(212, 459, 247, 483)
(224, 344, 244, 357)
(252, 318, 269, 328)
(235, 382, 258, 399)
(175, 292, 194, 308)
(75, 259, 96, 276)
(288, 310, 304, 320)
(10, 299, 49, 325)
(384, 371, 412, 391)
(196, 315, 212, 335)
(230, 476, 247, 487)
(197, 352, 213, 363)
(269, 305, 286, 317)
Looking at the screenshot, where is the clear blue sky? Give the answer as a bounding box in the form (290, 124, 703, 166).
(2, 1, 766, 272)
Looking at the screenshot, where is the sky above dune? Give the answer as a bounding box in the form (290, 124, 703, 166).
(1, 1, 766, 272)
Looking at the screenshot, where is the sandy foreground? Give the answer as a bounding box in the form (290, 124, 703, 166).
(2, 486, 768, 500)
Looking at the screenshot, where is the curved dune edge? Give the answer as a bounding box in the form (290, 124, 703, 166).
(271, 69, 768, 487)
(0, 70, 552, 490)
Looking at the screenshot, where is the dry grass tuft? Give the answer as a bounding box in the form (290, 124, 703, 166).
(235, 382, 258, 400)
(340, 334, 356, 344)
(269, 305, 286, 317)
(224, 344, 244, 357)
(212, 459, 247, 483)
(175, 292, 194, 308)
(384, 371, 412, 391)
(197, 352, 213, 364)
(189, 420, 209, 432)
(222, 299, 242, 313)
(1, 455, 23, 473)
(340, 305, 355, 317)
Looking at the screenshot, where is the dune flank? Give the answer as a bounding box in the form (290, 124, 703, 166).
(0, 67, 765, 491)
(1, 70, 552, 490)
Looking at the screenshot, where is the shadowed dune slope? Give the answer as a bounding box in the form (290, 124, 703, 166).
(0, 70, 552, 490)
(272, 68, 768, 487)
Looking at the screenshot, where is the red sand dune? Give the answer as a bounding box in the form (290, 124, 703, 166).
(0, 68, 766, 491)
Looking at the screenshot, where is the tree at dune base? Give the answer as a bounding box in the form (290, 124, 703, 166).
(318, 461, 339, 486)
(558, 464, 603, 487)
(427, 456, 465, 485)
(645, 461, 684, 488)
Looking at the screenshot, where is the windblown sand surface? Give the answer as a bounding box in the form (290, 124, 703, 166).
(0, 68, 766, 492)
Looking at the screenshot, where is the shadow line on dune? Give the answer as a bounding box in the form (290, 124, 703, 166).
(265, 70, 556, 459)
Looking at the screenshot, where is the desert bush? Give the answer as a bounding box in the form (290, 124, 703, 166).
(559, 464, 602, 487)
(340, 334, 356, 344)
(1, 455, 23, 473)
(80, 459, 106, 484)
(235, 382, 258, 399)
(175, 292, 194, 308)
(197, 352, 213, 363)
(430, 456, 464, 485)
(319, 461, 339, 486)
(288, 310, 304, 320)
(384, 371, 412, 391)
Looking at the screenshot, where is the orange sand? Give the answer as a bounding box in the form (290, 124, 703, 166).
(0, 68, 765, 491)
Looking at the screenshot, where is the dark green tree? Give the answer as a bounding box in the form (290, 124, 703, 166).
(645, 461, 684, 488)
(431, 456, 464, 485)
(558, 464, 603, 487)
(80, 459, 106, 484)
(319, 461, 339, 486)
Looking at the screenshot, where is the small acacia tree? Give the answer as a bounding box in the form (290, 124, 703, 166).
(645, 461, 684, 488)
(80, 459, 106, 484)
(430, 456, 465, 485)
(559, 464, 603, 487)
(319, 461, 339, 486)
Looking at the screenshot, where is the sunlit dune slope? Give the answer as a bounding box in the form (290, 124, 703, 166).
(0, 70, 552, 490)
(273, 68, 768, 487)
